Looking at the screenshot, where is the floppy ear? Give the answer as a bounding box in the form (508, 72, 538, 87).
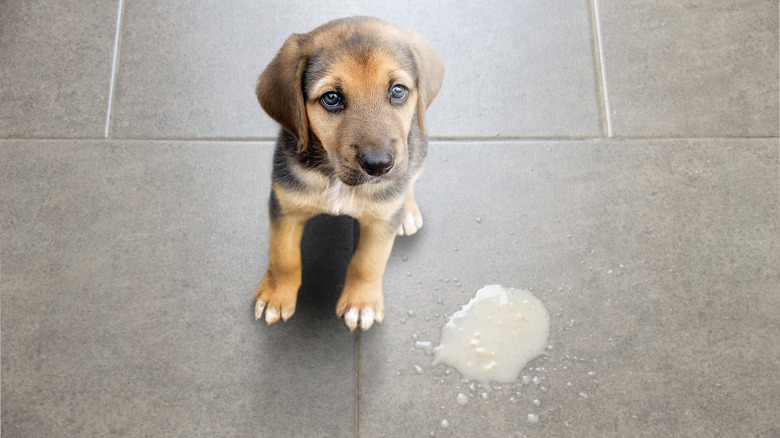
(256, 34, 309, 151)
(408, 33, 445, 134)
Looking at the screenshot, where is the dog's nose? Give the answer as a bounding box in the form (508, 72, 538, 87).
(358, 152, 394, 176)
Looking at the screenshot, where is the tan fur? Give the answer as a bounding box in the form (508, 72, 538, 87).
(254, 216, 306, 324)
(254, 17, 443, 331)
(305, 53, 418, 176)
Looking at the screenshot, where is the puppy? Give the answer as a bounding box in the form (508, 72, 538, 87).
(254, 16, 444, 331)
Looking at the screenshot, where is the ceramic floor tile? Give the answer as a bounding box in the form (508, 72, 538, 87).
(2, 0, 778, 436)
(111, 0, 600, 139)
(0, 0, 119, 138)
(358, 140, 779, 437)
(0, 141, 357, 437)
(598, 0, 779, 137)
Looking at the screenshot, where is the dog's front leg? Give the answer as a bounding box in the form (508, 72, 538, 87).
(254, 214, 306, 325)
(336, 218, 396, 331)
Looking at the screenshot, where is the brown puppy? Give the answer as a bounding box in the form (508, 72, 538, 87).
(254, 17, 444, 331)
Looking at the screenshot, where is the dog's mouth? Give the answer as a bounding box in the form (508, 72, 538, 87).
(336, 168, 381, 186)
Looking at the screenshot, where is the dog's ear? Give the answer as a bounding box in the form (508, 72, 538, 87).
(256, 34, 309, 151)
(408, 33, 444, 134)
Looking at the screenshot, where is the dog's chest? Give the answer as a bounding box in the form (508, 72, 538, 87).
(283, 166, 400, 220)
(321, 179, 364, 217)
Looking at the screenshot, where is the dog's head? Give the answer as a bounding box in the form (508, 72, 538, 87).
(256, 17, 444, 185)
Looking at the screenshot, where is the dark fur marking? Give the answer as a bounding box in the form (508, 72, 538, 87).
(268, 188, 283, 221)
(272, 129, 334, 193)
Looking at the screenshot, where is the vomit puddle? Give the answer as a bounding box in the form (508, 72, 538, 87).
(432, 285, 550, 383)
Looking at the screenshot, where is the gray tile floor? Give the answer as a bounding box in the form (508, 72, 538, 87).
(1, 1, 778, 437)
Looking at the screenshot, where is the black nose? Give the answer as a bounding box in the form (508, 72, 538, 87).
(358, 152, 394, 176)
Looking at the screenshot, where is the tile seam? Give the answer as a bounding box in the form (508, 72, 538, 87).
(590, 0, 613, 138)
(2, 136, 778, 144)
(354, 330, 360, 438)
(0, 136, 780, 144)
(104, 0, 125, 138)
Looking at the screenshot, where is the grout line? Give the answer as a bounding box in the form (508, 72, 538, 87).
(590, 0, 613, 138)
(104, 0, 125, 139)
(432, 135, 780, 142)
(353, 220, 360, 438)
(354, 330, 360, 438)
(3, 135, 778, 144)
(431, 136, 606, 142)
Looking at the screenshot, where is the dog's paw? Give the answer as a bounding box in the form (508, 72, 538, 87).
(253, 276, 298, 325)
(397, 201, 423, 236)
(336, 292, 385, 331)
(343, 306, 385, 331)
(254, 298, 296, 325)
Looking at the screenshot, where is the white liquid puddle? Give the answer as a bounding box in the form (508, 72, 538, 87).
(432, 285, 550, 383)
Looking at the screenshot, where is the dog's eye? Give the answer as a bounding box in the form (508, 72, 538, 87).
(320, 92, 344, 111)
(389, 85, 408, 103)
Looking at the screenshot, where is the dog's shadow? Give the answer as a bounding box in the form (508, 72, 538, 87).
(250, 214, 357, 340)
(294, 214, 357, 321)
(248, 215, 358, 413)
(251, 215, 357, 348)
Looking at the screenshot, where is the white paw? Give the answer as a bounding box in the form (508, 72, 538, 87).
(343, 306, 385, 331)
(397, 211, 423, 236)
(254, 299, 295, 325)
